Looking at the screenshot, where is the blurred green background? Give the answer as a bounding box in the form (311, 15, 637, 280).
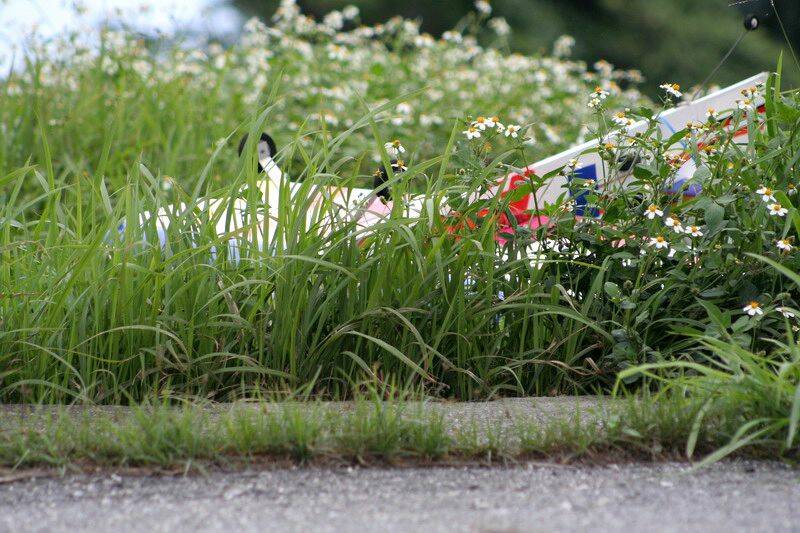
(232, 0, 800, 92)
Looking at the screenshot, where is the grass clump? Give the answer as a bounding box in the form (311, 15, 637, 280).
(333, 402, 451, 461)
(619, 255, 800, 465)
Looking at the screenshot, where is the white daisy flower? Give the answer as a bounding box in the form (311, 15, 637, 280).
(649, 235, 669, 250)
(645, 204, 663, 219)
(705, 108, 717, 121)
(488, 17, 511, 36)
(590, 86, 610, 100)
(504, 124, 521, 138)
(392, 159, 408, 172)
(612, 111, 633, 127)
(776, 239, 793, 252)
(442, 31, 463, 43)
(384, 140, 405, 157)
(473, 116, 490, 130)
(737, 98, 752, 110)
(342, 5, 359, 19)
(664, 215, 683, 233)
(553, 35, 575, 58)
(660, 83, 682, 98)
(743, 301, 763, 316)
(755, 185, 776, 202)
(474, 0, 492, 15)
(685, 225, 703, 237)
(741, 86, 760, 99)
(322, 10, 345, 30)
(788, 183, 797, 196)
(463, 126, 482, 140)
(485, 116, 502, 128)
(777, 307, 796, 319)
(768, 203, 789, 217)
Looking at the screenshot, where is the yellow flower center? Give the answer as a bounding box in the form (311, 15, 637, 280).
(656, 236, 665, 243)
(748, 301, 760, 309)
(772, 204, 783, 212)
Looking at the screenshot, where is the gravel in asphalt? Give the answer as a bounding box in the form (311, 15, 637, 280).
(1, 461, 797, 533)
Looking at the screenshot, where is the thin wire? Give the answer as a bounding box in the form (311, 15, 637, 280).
(769, 0, 800, 74)
(690, 29, 747, 102)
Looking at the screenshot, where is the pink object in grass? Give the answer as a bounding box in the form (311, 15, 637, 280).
(528, 215, 550, 230)
(356, 197, 393, 230)
(495, 214, 550, 246)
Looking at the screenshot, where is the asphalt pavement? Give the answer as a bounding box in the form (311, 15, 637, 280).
(1, 461, 797, 533)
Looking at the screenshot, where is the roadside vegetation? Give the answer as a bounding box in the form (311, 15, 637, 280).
(1, 1, 799, 465)
(0, 395, 790, 470)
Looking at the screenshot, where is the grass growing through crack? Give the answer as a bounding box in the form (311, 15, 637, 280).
(0, 396, 794, 470)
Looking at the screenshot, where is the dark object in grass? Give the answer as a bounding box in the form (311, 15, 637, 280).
(744, 14, 760, 32)
(373, 160, 407, 202)
(237, 132, 278, 174)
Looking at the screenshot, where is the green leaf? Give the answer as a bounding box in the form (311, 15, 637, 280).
(633, 165, 654, 180)
(747, 253, 800, 288)
(604, 281, 621, 299)
(696, 299, 730, 330)
(704, 203, 725, 235)
(775, 101, 800, 124)
(787, 382, 800, 449)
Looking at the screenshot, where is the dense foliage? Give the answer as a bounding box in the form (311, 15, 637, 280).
(235, 0, 800, 93)
(1, 2, 798, 405)
(0, 0, 642, 188)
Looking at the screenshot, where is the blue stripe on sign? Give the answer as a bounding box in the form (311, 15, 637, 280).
(570, 164, 599, 217)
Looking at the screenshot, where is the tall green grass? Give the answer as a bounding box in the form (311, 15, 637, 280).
(0, 102, 611, 403)
(5, 74, 800, 403)
(2, 6, 800, 405)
